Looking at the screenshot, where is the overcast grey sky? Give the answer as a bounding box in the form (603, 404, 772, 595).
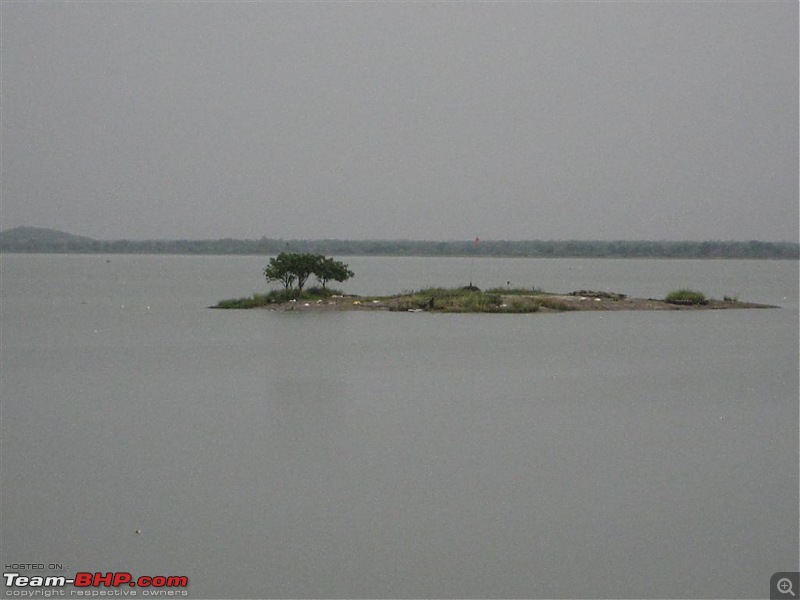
(1, 2, 797, 242)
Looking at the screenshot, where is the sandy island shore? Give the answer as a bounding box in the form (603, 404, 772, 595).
(257, 290, 778, 313)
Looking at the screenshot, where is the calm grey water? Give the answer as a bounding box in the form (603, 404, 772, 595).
(1, 254, 798, 599)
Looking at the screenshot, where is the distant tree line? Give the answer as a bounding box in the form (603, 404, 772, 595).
(1, 227, 797, 259)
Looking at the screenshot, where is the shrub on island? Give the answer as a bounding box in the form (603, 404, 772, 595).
(664, 289, 708, 305)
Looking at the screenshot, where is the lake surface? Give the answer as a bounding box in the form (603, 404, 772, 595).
(1, 254, 798, 599)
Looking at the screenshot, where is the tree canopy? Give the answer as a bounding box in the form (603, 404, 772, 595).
(314, 256, 355, 289)
(264, 253, 353, 292)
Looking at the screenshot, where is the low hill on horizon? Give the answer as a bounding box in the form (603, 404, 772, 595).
(1, 226, 798, 259)
(0, 226, 96, 245)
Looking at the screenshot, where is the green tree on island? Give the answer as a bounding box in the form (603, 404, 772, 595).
(264, 253, 353, 292)
(263, 253, 298, 290)
(314, 256, 354, 289)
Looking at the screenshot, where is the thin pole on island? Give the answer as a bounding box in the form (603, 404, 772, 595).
(469, 237, 480, 289)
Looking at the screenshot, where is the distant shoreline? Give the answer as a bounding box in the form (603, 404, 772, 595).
(1, 227, 798, 260)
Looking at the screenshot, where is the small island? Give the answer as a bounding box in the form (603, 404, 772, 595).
(213, 286, 777, 313)
(211, 254, 777, 312)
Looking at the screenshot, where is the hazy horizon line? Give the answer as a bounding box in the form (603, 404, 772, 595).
(3, 225, 798, 246)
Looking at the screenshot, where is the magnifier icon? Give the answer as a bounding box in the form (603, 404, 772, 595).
(777, 578, 796, 597)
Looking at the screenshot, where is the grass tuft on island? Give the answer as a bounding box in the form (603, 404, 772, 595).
(213, 287, 343, 309)
(365, 287, 557, 313)
(212, 286, 778, 313)
(664, 289, 708, 305)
